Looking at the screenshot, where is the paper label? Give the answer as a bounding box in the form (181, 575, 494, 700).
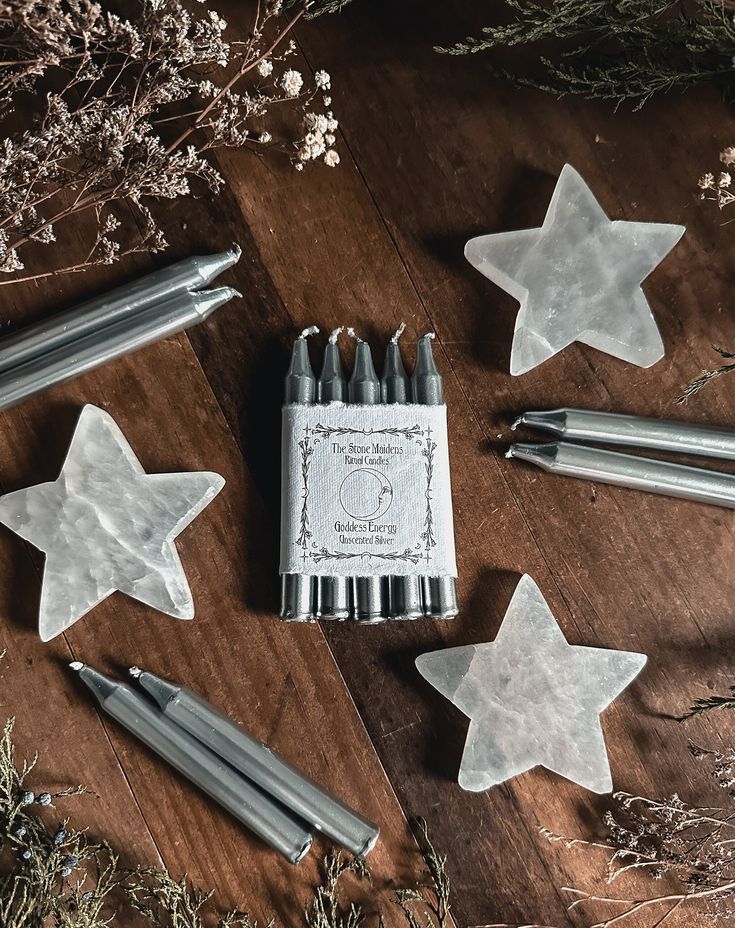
(280, 403, 457, 578)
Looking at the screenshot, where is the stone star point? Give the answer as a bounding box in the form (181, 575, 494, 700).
(465, 164, 685, 375)
(416, 574, 646, 794)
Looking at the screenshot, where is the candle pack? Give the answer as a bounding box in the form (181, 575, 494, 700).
(279, 326, 459, 623)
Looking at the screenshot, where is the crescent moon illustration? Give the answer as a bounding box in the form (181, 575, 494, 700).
(339, 468, 394, 521)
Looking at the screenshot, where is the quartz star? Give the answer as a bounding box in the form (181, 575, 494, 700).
(415, 574, 646, 794)
(465, 164, 685, 375)
(0, 404, 224, 641)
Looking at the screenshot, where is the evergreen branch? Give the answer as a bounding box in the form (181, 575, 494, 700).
(679, 686, 735, 720)
(677, 346, 735, 403)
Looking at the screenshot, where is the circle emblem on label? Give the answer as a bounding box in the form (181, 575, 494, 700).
(339, 468, 393, 521)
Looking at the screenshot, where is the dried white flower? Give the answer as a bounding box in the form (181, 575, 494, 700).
(719, 171, 732, 188)
(281, 69, 303, 97)
(315, 70, 331, 90)
(721, 147, 735, 166)
(257, 59, 273, 78)
(324, 150, 339, 167)
(699, 173, 715, 190)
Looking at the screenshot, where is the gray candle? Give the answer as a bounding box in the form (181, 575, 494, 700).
(70, 662, 312, 863)
(507, 440, 735, 509)
(381, 324, 423, 619)
(0, 287, 239, 411)
(131, 667, 380, 858)
(348, 329, 386, 624)
(281, 327, 319, 622)
(0, 247, 241, 375)
(412, 334, 458, 619)
(515, 407, 735, 462)
(316, 328, 350, 620)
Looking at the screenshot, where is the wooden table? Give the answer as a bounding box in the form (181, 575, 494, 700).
(2, 2, 735, 925)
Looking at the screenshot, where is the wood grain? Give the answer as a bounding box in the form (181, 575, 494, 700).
(2, 1, 735, 926)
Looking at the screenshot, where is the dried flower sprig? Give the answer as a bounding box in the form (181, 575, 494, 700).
(0, 0, 340, 285)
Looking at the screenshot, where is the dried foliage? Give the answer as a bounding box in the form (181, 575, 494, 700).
(436, 0, 735, 110)
(677, 345, 735, 403)
(0, 716, 450, 928)
(0, 0, 339, 285)
(681, 684, 735, 720)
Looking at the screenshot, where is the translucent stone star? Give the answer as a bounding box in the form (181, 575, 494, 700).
(415, 575, 646, 794)
(465, 164, 685, 375)
(0, 404, 224, 641)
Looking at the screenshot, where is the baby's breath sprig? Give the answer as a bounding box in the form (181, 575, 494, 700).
(0, 0, 340, 285)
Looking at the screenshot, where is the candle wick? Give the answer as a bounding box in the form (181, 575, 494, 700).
(421, 331, 436, 341)
(129, 665, 142, 678)
(328, 326, 344, 344)
(510, 415, 523, 430)
(346, 327, 363, 343)
(299, 325, 319, 340)
(391, 323, 406, 344)
(69, 660, 84, 671)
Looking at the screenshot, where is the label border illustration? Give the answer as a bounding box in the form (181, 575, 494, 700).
(296, 423, 437, 566)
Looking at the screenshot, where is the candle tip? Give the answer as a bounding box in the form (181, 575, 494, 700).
(511, 414, 524, 431)
(69, 660, 84, 672)
(505, 447, 515, 459)
(328, 326, 344, 344)
(129, 665, 142, 679)
(390, 323, 406, 344)
(228, 242, 242, 262)
(299, 325, 320, 339)
(346, 327, 363, 343)
(421, 331, 436, 341)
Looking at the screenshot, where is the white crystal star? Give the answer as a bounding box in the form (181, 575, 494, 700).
(416, 574, 646, 794)
(0, 405, 224, 640)
(465, 164, 685, 375)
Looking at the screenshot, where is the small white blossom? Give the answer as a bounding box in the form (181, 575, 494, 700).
(324, 150, 339, 167)
(721, 147, 735, 166)
(325, 133, 335, 146)
(294, 161, 304, 171)
(719, 172, 732, 188)
(699, 173, 715, 190)
(326, 114, 338, 131)
(257, 59, 274, 78)
(258, 131, 272, 143)
(314, 70, 331, 91)
(323, 96, 331, 106)
(281, 69, 303, 97)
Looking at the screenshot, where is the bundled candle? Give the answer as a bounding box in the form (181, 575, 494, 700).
(280, 326, 459, 623)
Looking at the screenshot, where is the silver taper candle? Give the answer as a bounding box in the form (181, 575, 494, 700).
(281, 326, 319, 622)
(131, 667, 380, 858)
(381, 324, 423, 620)
(70, 662, 312, 863)
(514, 407, 735, 462)
(507, 440, 735, 509)
(0, 246, 241, 375)
(348, 329, 386, 623)
(0, 287, 239, 411)
(317, 328, 351, 619)
(412, 333, 458, 619)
